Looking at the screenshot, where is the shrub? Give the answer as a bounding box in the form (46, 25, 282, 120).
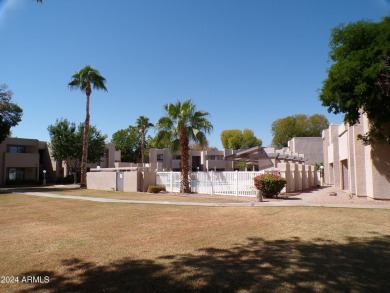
(253, 173, 286, 198)
(147, 185, 166, 193)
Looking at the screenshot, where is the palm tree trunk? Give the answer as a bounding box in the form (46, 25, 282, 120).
(80, 93, 90, 188)
(141, 128, 145, 165)
(180, 129, 190, 193)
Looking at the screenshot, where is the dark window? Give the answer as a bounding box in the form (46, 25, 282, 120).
(208, 155, 222, 160)
(157, 154, 164, 161)
(192, 156, 201, 171)
(39, 149, 45, 164)
(8, 168, 25, 181)
(9, 146, 26, 153)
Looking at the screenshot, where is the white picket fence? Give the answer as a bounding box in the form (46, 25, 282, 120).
(156, 171, 265, 197)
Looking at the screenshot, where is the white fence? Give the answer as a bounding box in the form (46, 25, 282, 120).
(156, 164, 320, 197)
(156, 171, 265, 197)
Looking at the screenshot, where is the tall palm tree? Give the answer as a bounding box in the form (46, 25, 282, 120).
(156, 99, 212, 193)
(68, 66, 107, 188)
(136, 116, 154, 165)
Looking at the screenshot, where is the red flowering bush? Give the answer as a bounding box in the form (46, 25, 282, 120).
(253, 173, 286, 198)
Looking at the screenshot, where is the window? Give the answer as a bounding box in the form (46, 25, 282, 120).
(8, 146, 26, 153)
(8, 168, 25, 181)
(207, 155, 222, 160)
(157, 154, 164, 161)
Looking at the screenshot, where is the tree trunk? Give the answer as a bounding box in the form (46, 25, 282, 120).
(256, 190, 263, 202)
(73, 169, 77, 184)
(180, 129, 190, 193)
(141, 128, 145, 165)
(80, 92, 90, 189)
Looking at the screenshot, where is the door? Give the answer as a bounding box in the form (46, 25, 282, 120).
(116, 172, 124, 191)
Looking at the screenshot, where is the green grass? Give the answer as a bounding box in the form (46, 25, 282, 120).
(1, 191, 390, 292)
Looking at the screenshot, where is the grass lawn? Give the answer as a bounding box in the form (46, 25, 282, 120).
(1, 191, 390, 292)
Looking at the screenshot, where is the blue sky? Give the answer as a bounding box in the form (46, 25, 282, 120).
(1, 0, 389, 149)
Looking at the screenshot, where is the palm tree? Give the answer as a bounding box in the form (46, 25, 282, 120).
(136, 116, 154, 165)
(156, 99, 212, 193)
(68, 66, 107, 188)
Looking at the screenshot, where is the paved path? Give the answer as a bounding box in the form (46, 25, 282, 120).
(17, 190, 390, 209)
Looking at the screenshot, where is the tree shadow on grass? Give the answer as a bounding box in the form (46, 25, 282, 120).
(19, 235, 390, 292)
(0, 186, 80, 195)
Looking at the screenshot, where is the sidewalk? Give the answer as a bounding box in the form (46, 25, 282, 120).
(283, 186, 390, 207)
(17, 186, 390, 209)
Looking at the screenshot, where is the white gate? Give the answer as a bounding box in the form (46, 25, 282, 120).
(156, 172, 181, 192)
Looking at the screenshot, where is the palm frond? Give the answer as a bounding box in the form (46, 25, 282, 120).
(68, 65, 107, 92)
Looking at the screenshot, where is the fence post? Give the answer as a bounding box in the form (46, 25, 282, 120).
(211, 171, 214, 195)
(236, 170, 239, 196)
(170, 171, 173, 192)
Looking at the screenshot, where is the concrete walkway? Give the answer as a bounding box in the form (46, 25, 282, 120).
(17, 188, 390, 209)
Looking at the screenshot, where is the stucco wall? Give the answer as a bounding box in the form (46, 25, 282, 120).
(370, 142, 390, 199)
(123, 172, 139, 192)
(289, 137, 323, 165)
(142, 172, 157, 192)
(87, 171, 157, 193)
(87, 172, 116, 191)
(338, 131, 348, 161)
(330, 125, 341, 188)
(322, 115, 390, 200)
(352, 124, 366, 197)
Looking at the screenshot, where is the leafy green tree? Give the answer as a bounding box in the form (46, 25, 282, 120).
(189, 139, 218, 151)
(242, 129, 262, 149)
(111, 126, 142, 163)
(48, 119, 77, 167)
(76, 124, 107, 166)
(220, 129, 262, 149)
(0, 84, 23, 143)
(48, 119, 107, 183)
(271, 114, 329, 148)
(156, 99, 213, 193)
(68, 66, 107, 188)
(221, 129, 242, 149)
(136, 116, 154, 165)
(319, 17, 390, 145)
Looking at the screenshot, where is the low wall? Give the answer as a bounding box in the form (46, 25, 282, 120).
(87, 172, 116, 191)
(87, 171, 157, 192)
(142, 172, 156, 192)
(275, 163, 319, 193)
(123, 172, 139, 192)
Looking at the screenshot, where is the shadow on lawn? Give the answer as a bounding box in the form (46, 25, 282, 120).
(0, 186, 80, 195)
(19, 235, 390, 292)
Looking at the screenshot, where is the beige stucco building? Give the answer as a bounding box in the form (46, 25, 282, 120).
(287, 137, 323, 165)
(0, 138, 56, 185)
(322, 115, 390, 200)
(149, 144, 317, 173)
(149, 148, 237, 172)
(0, 138, 120, 186)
